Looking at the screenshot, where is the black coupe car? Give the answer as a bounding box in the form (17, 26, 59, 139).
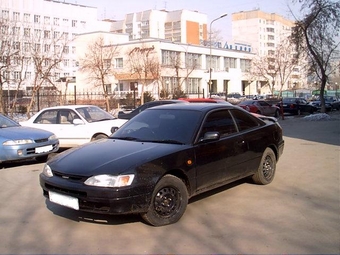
(40, 103, 284, 226)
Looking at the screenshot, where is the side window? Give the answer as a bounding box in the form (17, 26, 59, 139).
(200, 110, 237, 138)
(34, 110, 58, 124)
(59, 110, 72, 124)
(230, 109, 261, 131)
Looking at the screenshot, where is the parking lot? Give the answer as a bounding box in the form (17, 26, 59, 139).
(0, 113, 339, 254)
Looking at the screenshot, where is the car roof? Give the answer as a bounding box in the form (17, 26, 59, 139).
(37, 105, 100, 110)
(146, 102, 236, 112)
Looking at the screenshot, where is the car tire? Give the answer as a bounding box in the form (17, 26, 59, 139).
(141, 175, 188, 226)
(252, 147, 276, 185)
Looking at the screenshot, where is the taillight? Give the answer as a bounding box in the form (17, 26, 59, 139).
(290, 104, 295, 109)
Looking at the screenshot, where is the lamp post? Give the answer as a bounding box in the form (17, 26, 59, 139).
(209, 13, 228, 97)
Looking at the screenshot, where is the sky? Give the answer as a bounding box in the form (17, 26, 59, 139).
(72, 0, 300, 41)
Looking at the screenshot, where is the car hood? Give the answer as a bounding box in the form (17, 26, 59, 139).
(0, 126, 55, 140)
(48, 138, 188, 176)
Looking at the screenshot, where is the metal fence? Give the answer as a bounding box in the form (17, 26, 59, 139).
(2, 91, 133, 116)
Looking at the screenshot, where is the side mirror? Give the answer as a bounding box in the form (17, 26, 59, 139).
(73, 119, 84, 125)
(111, 126, 119, 133)
(199, 131, 220, 143)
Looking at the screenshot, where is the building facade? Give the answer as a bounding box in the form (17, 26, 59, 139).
(75, 32, 255, 99)
(110, 9, 207, 45)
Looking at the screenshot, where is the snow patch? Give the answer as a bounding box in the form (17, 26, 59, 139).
(303, 113, 331, 121)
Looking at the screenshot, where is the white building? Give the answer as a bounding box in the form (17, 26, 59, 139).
(75, 32, 256, 99)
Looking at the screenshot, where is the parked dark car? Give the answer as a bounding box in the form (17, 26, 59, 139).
(309, 96, 340, 111)
(118, 100, 185, 119)
(280, 97, 317, 115)
(0, 113, 59, 163)
(238, 100, 280, 117)
(40, 103, 284, 226)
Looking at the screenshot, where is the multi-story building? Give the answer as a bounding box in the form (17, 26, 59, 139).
(231, 9, 308, 93)
(0, 0, 109, 92)
(110, 9, 207, 45)
(232, 9, 294, 56)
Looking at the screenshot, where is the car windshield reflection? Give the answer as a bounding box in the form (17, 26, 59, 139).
(76, 106, 115, 122)
(111, 109, 201, 144)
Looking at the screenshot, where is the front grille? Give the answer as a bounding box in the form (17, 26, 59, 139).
(35, 138, 48, 143)
(53, 171, 86, 181)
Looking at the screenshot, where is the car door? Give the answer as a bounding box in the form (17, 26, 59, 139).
(55, 109, 90, 146)
(258, 101, 274, 116)
(195, 109, 248, 192)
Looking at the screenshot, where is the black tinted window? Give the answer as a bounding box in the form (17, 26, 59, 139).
(200, 110, 237, 138)
(230, 109, 261, 131)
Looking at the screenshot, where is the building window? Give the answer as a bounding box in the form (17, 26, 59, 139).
(24, 13, 30, 22)
(187, 78, 200, 93)
(53, 17, 60, 26)
(115, 58, 123, 68)
(24, 28, 30, 37)
(25, 72, 31, 79)
(224, 57, 236, 69)
(53, 31, 60, 39)
(44, 16, 50, 24)
(80, 21, 86, 28)
(44, 30, 50, 39)
(186, 53, 201, 69)
(72, 46, 76, 54)
(72, 20, 77, 27)
(63, 19, 68, 26)
(13, 41, 20, 50)
(44, 44, 50, 52)
(14, 71, 21, 80)
(34, 29, 41, 38)
(2, 10, 9, 19)
(63, 46, 69, 54)
(34, 15, 40, 23)
(162, 50, 179, 66)
(103, 59, 111, 68)
(12, 27, 20, 35)
(13, 12, 20, 21)
(207, 55, 220, 70)
(63, 59, 69, 67)
(240, 59, 251, 72)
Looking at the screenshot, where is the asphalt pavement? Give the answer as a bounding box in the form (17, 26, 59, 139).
(0, 112, 339, 254)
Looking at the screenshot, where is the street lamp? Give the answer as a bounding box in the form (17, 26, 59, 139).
(209, 13, 228, 97)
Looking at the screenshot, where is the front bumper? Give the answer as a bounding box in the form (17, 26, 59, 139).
(40, 173, 152, 214)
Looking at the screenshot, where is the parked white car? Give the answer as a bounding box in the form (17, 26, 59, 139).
(20, 105, 128, 148)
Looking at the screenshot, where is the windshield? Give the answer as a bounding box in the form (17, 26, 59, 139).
(111, 109, 202, 144)
(0, 114, 20, 128)
(76, 106, 115, 122)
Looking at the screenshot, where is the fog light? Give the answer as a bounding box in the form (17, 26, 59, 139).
(17, 149, 23, 156)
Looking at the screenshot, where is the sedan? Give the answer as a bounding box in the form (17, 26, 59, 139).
(21, 105, 127, 148)
(40, 103, 284, 226)
(0, 113, 59, 163)
(280, 97, 317, 115)
(238, 100, 280, 117)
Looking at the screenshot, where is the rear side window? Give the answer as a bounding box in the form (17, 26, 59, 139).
(200, 110, 237, 138)
(230, 109, 262, 131)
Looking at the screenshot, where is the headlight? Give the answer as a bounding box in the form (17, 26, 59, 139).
(3, 139, 34, 146)
(48, 134, 57, 140)
(42, 164, 53, 177)
(85, 174, 134, 187)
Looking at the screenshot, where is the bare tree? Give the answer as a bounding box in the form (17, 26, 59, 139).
(290, 0, 340, 112)
(25, 27, 68, 117)
(251, 38, 302, 95)
(126, 44, 160, 105)
(0, 17, 21, 113)
(79, 36, 119, 111)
